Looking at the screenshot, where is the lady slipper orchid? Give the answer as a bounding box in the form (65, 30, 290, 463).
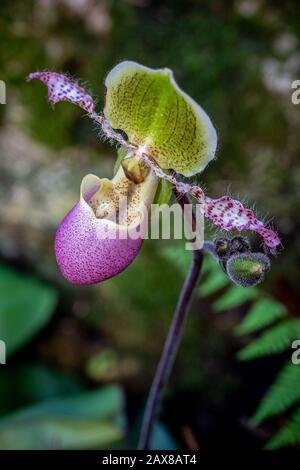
(55, 159, 158, 284)
(28, 61, 280, 286)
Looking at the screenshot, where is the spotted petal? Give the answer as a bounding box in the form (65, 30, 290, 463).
(140, 155, 281, 250)
(27, 72, 95, 114)
(55, 165, 158, 285)
(203, 195, 280, 250)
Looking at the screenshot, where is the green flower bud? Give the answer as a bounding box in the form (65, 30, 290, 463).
(226, 252, 271, 288)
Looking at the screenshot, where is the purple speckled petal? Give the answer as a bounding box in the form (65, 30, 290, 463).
(27, 72, 95, 114)
(141, 154, 281, 250)
(203, 195, 281, 250)
(55, 200, 142, 285)
(55, 172, 157, 285)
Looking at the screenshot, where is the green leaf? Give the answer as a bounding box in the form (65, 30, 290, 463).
(238, 320, 300, 361)
(104, 61, 217, 177)
(252, 362, 300, 425)
(235, 298, 287, 336)
(0, 264, 57, 356)
(0, 386, 124, 450)
(265, 406, 300, 449)
(153, 178, 173, 206)
(0, 364, 82, 414)
(213, 286, 259, 311)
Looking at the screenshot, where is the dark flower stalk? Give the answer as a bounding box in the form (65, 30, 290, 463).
(138, 193, 203, 450)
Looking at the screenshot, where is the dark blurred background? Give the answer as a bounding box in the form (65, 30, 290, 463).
(0, 0, 300, 450)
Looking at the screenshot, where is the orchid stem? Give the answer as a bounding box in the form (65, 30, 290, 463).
(138, 193, 203, 450)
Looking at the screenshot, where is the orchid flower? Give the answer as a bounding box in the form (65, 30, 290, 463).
(28, 61, 280, 285)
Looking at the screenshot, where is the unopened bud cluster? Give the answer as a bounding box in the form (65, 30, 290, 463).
(214, 236, 271, 287)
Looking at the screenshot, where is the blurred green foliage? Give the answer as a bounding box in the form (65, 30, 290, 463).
(0, 264, 57, 357)
(162, 244, 300, 448)
(0, 385, 124, 450)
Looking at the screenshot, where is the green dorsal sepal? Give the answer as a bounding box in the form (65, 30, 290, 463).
(104, 61, 217, 177)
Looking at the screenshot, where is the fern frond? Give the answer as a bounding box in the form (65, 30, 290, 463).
(265, 406, 300, 449)
(251, 362, 300, 425)
(161, 246, 230, 297)
(235, 298, 287, 336)
(161, 245, 217, 272)
(238, 320, 300, 361)
(160, 245, 190, 275)
(201, 253, 220, 276)
(198, 269, 229, 297)
(213, 286, 259, 312)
